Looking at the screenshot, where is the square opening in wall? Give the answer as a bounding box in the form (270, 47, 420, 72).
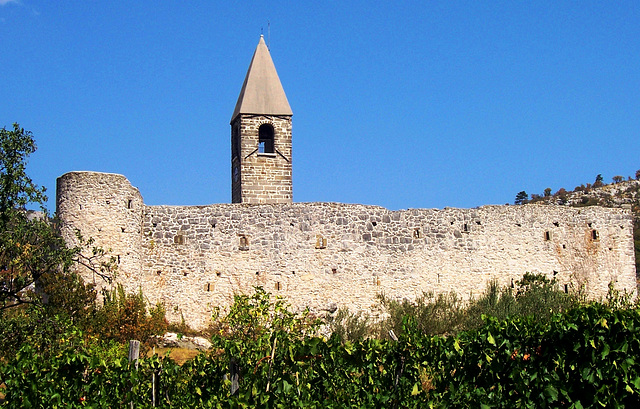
(315, 235, 327, 249)
(239, 235, 249, 250)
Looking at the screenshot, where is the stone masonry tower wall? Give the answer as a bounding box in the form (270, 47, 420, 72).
(56, 171, 144, 294)
(232, 114, 292, 203)
(230, 35, 293, 204)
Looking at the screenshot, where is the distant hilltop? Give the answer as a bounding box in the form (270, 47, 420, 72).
(516, 174, 640, 277)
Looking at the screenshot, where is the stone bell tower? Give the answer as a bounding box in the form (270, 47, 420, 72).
(231, 35, 293, 204)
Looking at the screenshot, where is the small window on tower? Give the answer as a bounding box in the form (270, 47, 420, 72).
(258, 124, 275, 154)
(232, 125, 240, 159)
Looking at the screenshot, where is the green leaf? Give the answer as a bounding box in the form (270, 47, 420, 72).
(282, 380, 292, 394)
(545, 385, 559, 402)
(487, 332, 496, 346)
(599, 318, 608, 329)
(411, 383, 420, 396)
(453, 339, 463, 355)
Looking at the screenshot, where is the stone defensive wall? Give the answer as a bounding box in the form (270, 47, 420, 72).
(57, 171, 637, 329)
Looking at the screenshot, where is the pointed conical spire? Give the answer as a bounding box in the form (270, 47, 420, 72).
(231, 35, 293, 122)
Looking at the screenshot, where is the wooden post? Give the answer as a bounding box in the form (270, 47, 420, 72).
(389, 330, 398, 342)
(230, 357, 239, 395)
(152, 346, 156, 407)
(128, 340, 140, 366)
(266, 337, 278, 392)
(128, 340, 140, 409)
(388, 331, 404, 409)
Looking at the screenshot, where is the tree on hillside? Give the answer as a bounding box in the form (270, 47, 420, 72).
(594, 174, 604, 188)
(0, 124, 76, 310)
(636, 169, 640, 180)
(612, 175, 624, 184)
(514, 191, 529, 205)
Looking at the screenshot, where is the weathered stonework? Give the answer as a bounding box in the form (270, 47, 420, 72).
(56, 172, 144, 290)
(56, 171, 637, 329)
(231, 114, 292, 204)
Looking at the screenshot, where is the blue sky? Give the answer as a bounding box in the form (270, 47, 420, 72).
(2, 1, 639, 211)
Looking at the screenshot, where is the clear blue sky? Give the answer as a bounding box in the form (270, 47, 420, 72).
(2, 1, 639, 211)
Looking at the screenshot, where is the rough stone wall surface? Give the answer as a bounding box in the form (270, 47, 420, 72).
(232, 114, 292, 204)
(57, 172, 637, 330)
(56, 172, 145, 294)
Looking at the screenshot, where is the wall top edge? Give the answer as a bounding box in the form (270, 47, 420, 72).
(58, 170, 129, 179)
(141, 201, 630, 216)
(56, 171, 632, 217)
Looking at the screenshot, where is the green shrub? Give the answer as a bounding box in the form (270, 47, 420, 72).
(377, 274, 578, 338)
(3, 287, 640, 407)
(378, 290, 466, 338)
(89, 284, 167, 349)
(326, 307, 373, 342)
(463, 279, 518, 329)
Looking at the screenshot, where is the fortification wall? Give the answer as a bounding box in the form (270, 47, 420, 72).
(56, 172, 145, 294)
(56, 172, 637, 329)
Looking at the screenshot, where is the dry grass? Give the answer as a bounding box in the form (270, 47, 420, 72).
(148, 347, 202, 365)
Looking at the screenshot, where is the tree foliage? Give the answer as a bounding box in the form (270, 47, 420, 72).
(514, 191, 528, 205)
(594, 173, 604, 188)
(0, 124, 76, 310)
(0, 124, 46, 218)
(0, 124, 163, 364)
